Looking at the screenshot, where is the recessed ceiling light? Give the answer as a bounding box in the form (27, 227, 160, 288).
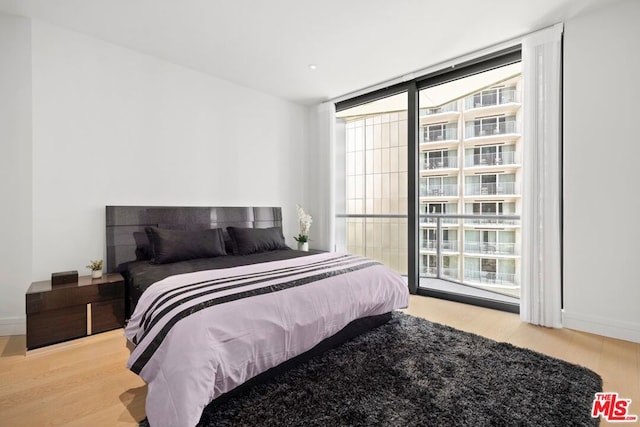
(308, 64, 317, 70)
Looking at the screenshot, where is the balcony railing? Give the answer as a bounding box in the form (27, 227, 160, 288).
(465, 182, 517, 196)
(423, 127, 458, 142)
(464, 88, 518, 109)
(464, 270, 517, 286)
(464, 241, 517, 255)
(418, 213, 521, 295)
(466, 120, 517, 138)
(423, 157, 458, 170)
(420, 101, 458, 116)
(465, 151, 517, 167)
(463, 216, 519, 226)
(335, 213, 521, 296)
(422, 240, 459, 252)
(420, 183, 458, 197)
(421, 216, 459, 225)
(423, 267, 460, 280)
(441, 268, 459, 280)
(423, 266, 437, 276)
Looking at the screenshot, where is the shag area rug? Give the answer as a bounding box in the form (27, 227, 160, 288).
(141, 312, 602, 426)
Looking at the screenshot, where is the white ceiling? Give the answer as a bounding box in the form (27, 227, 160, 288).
(0, 0, 621, 105)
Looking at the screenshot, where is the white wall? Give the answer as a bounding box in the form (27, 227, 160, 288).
(563, 0, 640, 342)
(0, 14, 32, 335)
(0, 18, 310, 334)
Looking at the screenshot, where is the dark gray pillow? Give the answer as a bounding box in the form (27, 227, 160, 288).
(145, 227, 227, 264)
(133, 231, 152, 261)
(226, 226, 289, 255)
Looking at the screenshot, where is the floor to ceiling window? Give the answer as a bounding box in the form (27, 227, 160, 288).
(335, 48, 522, 312)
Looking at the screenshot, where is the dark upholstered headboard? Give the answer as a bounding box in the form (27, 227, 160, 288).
(105, 206, 283, 273)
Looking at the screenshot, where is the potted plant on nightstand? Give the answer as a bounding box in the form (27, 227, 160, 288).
(87, 259, 103, 279)
(294, 204, 312, 251)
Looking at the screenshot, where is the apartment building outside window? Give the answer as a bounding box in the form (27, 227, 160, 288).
(416, 68, 522, 299)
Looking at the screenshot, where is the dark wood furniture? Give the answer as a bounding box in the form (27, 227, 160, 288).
(26, 273, 125, 350)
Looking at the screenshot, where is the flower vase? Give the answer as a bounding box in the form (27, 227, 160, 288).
(91, 270, 103, 279)
(298, 242, 309, 252)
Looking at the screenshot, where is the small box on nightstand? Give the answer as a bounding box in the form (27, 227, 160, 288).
(51, 270, 78, 286)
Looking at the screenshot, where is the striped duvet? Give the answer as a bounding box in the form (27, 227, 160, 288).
(125, 252, 409, 427)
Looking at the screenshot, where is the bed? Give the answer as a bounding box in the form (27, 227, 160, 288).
(106, 206, 409, 427)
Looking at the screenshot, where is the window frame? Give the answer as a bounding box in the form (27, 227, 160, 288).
(335, 45, 521, 306)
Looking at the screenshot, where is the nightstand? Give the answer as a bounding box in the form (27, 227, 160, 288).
(25, 273, 125, 350)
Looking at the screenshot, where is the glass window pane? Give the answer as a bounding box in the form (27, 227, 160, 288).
(336, 92, 408, 275)
(338, 59, 523, 301)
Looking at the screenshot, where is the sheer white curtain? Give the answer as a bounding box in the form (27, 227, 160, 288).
(309, 102, 337, 251)
(520, 23, 564, 327)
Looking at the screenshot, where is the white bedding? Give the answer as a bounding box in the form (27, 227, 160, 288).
(125, 252, 409, 427)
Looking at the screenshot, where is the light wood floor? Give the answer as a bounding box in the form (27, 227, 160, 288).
(1, 295, 638, 426)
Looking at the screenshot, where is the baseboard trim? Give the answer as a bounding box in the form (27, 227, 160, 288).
(0, 316, 26, 336)
(562, 311, 640, 344)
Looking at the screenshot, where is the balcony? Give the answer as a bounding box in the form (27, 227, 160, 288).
(418, 213, 521, 298)
(423, 157, 458, 171)
(464, 89, 521, 121)
(420, 103, 460, 126)
(423, 127, 458, 143)
(423, 267, 459, 281)
(464, 88, 519, 110)
(464, 241, 517, 255)
(422, 240, 459, 252)
(420, 101, 458, 116)
(464, 270, 518, 287)
(421, 183, 458, 198)
(465, 182, 517, 197)
(422, 266, 436, 276)
(465, 120, 518, 139)
(465, 151, 518, 167)
(441, 268, 459, 281)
